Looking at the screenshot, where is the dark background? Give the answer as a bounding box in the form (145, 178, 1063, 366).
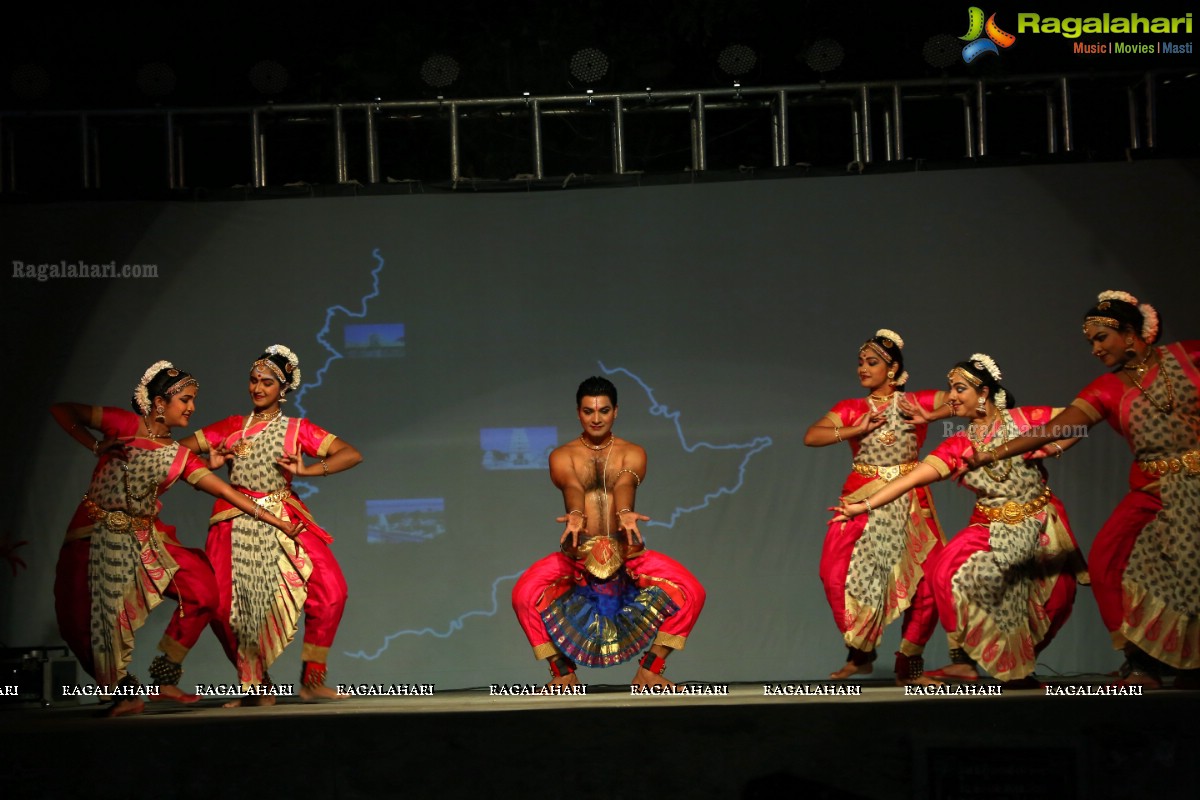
(4, 1, 1197, 193)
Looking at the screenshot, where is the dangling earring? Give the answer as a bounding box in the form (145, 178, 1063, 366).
(975, 396, 986, 414)
(1124, 337, 1138, 361)
(278, 392, 287, 404)
(155, 405, 166, 424)
(887, 371, 896, 386)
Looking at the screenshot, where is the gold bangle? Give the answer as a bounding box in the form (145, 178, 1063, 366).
(616, 468, 641, 486)
(568, 509, 584, 517)
(1050, 442, 1064, 459)
(863, 497, 873, 512)
(618, 508, 632, 515)
(833, 426, 843, 443)
(92, 440, 101, 455)
(320, 459, 329, 476)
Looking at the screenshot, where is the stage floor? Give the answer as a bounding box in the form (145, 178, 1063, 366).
(3, 680, 1197, 799)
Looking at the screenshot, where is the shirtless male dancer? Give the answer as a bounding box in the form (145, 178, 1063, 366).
(511, 376, 706, 686)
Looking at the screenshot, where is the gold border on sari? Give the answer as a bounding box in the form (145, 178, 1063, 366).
(1069, 397, 1102, 424)
(316, 434, 337, 458)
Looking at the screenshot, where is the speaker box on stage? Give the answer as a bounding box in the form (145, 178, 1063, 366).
(1, 647, 79, 706)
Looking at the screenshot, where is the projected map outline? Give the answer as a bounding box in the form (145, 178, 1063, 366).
(346, 360, 773, 659)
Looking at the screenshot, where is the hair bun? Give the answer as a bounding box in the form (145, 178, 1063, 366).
(1098, 289, 1138, 306)
(968, 352, 1002, 382)
(875, 328, 904, 349)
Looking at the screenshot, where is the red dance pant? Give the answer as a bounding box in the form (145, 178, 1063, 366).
(206, 522, 348, 667)
(930, 525, 1077, 654)
(54, 540, 96, 678)
(1090, 490, 1159, 639)
(295, 529, 347, 662)
(512, 550, 706, 660)
(54, 534, 220, 681)
(819, 513, 943, 651)
(157, 524, 221, 663)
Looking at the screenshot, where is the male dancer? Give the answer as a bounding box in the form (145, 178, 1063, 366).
(512, 376, 706, 686)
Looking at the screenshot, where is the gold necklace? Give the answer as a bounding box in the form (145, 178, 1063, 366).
(120, 458, 159, 503)
(250, 407, 283, 421)
(868, 393, 898, 447)
(232, 412, 281, 458)
(140, 416, 173, 440)
(580, 433, 614, 451)
(967, 410, 1014, 482)
(1123, 348, 1154, 379)
(1125, 349, 1176, 415)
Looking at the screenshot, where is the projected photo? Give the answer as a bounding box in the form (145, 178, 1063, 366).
(480, 426, 557, 470)
(345, 322, 405, 358)
(366, 497, 446, 543)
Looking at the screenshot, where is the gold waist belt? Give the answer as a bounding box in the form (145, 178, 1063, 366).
(853, 462, 917, 482)
(253, 487, 292, 506)
(562, 533, 645, 580)
(83, 496, 152, 533)
(1138, 450, 1200, 478)
(976, 487, 1053, 525)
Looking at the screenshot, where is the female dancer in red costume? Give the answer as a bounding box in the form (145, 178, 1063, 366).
(805, 330, 950, 685)
(181, 344, 362, 703)
(52, 361, 302, 716)
(971, 291, 1200, 687)
(835, 354, 1087, 686)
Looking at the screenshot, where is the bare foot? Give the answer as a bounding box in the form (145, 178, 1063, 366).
(925, 663, 979, 681)
(222, 693, 278, 708)
(631, 666, 675, 689)
(105, 698, 145, 717)
(299, 683, 349, 702)
(895, 673, 944, 687)
(546, 671, 582, 689)
(150, 684, 200, 704)
(1115, 669, 1162, 689)
(830, 660, 873, 680)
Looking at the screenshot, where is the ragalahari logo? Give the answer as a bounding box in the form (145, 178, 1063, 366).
(960, 7, 1017, 62)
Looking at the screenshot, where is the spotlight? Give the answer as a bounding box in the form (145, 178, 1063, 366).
(136, 62, 177, 97)
(922, 34, 961, 69)
(420, 54, 460, 89)
(10, 63, 50, 100)
(248, 60, 289, 94)
(717, 44, 757, 76)
(569, 47, 609, 84)
(805, 39, 844, 73)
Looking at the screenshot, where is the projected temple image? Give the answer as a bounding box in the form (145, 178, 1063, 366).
(480, 426, 557, 470)
(344, 323, 405, 359)
(366, 498, 446, 543)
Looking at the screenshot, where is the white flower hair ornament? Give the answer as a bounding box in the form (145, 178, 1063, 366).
(1138, 303, 1160, 344)
(133, 359, 175, 415)
(994, 388, 1008, 410)
(264, 344, 302, 392)
(894, 370, 910, 386)
(875, 329, 905, 349)
(1098, 290, 1138, 306)
(968, 352, 1002, 383)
